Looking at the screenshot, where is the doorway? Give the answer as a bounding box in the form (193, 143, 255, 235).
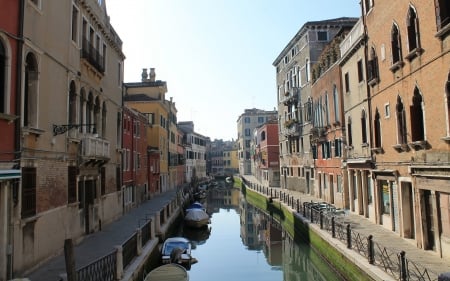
(401, 182, 415, 239)
(423, 190, 436, 250)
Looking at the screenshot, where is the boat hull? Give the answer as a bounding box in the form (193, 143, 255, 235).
(144, 264, 189, 281)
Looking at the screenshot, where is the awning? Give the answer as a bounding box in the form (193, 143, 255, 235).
(0, 169, 21, 180)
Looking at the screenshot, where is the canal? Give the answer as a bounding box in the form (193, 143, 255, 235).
(166, 186, 344, 281)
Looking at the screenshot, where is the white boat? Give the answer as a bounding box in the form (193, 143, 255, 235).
(144, 263, 189, 281)
(184, 208, 210, 228)
(161, 237, 195, 269)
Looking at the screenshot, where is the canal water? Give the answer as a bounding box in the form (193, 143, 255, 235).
(171, 186, 344, 281)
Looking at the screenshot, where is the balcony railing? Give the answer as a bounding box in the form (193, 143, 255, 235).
(280, 87, 299, 105)
(81, 37, 105, 74)
(81, 136, 110, 159)
(282, 124, 302, 137)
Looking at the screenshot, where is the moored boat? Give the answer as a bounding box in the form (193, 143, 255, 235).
(144, 263, 189, 281)
(184, 208, 210, 228)
(161, 237, 195, 269)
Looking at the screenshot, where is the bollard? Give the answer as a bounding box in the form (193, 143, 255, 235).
(311, 209, 314, 224)
(296, 199, 300, 213)
(399, 251, 407, 281)
(331, 217, 336, 238)
(346, 224, 352, 249)
(367, 235, 374, 264)
(270, 189, 273, 198)
(303, 203, 306, 217)
(320, 211, 324, 229)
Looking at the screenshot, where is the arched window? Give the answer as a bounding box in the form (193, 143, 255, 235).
(24, 53, 38, 127)
(79, 88, 85, 132)
(391, 23, 402, 65)
(94, 96, 100, 135)
(396, 96, 407, 144)
(305, 58, 310, 82)
(361, 109, 367, 144)
(347, 116, 353, 147)
(368, 46, 379, 84)
(102, 101, 107, 137)
(333, 85, 339, 123)
(436, 0, 450, 30)
(0, 40, 5, 113)
(325, 92, 330, 126)
(407, 6, 420, 52)
(410, 87, 425, 142)
(87, 92, 94, 133)
(69, 81, 77, 125)
(305, 97, 313, 122)
(374, 109, 382, 148)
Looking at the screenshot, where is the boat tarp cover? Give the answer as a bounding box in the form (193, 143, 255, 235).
(185, 209, 209, 221)
(144, 264, 188, 281)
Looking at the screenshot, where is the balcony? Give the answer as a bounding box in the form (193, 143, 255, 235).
(283, 124, 302, 137)
(81, 136, 110, 166)
(310, 127, 326, 141)
(81, 37, 105, 74)
(280, 87, 299, 105)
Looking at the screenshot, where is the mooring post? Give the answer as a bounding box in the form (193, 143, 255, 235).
(64, 239, 76, 281)
(367, 235, 374, 264)
(331, 217, 336, 238)
(346, 224, 352, 249)
(399, 251, 407, 281)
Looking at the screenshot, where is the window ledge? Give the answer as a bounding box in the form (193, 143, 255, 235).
(441, 136, 450, 142)
(405, 48, 424, 61)
(22, 127, 45, 136)
(0, 113, 19, 123)
(436, 23, 450, 40)
(392, 143, 409, 152)
(389, 61, 405, 72)
(408, 140, 428, 150)
(371, 147, 384, 154)
(361, 143, 369, 148)
(368, 77, 379, 87)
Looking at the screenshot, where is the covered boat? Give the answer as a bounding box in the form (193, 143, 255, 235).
(184, 208, 210, 228)
(144, 263, 189, 281)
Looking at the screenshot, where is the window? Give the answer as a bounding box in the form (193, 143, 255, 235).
(333, 85, 339, 123)
(396, 96, 407, 145)
(0, 40, 6, 113)
(305, 97, 313, 122)
(446, 73, 450, 135)
(258, 116, 264, 123)
(344, 72, 350, 93)
(245, 128, 250, 136)
(317, 31, 328, 41)
(367, 47, 380, 84)
(69, 81, 77, 125)
(364, 0, 373, 14)
(102, 102, 107, 137)
(380, 180, 391, 215)
(357, 59, 364, 82)
(347, 116, 353, 147)
(406, 6, 421, 55)
(71, 5, 79, 43)
(68, 166, 77, 203)
(410, 87, 425, 142)
(436, 0, 450, 31)
(384, 103, 390, 118)
(305, 59, 310, 82)
(244, 117, 250, 123)
(79, 89, 85, 132)
(22, 167, 36, 218)
(245, 140, 251, 148)
(261, 131, 266, 141)
(325, 93, 330, 126)
(391, 23, 403, 66)
(334, 139, 342, 157)
(118, 62, 121, 86)
(24, 53, 38, 128)
(361, 109, 367, 144)
(374, 109, 382, 148)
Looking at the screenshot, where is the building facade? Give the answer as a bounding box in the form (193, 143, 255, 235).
(237, 108, 277, 175)
(122, 106, 148, 212)
(14, 0, 125, 274)
(252, 120, 280, 187)
(178, 121, 208, 183)
(124, 68, 172, 193)
(273, 18, 357, 194)
(0, 1, 22, 279)
(362, 0, 450, 258)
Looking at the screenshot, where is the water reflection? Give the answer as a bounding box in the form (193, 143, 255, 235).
(175, 183, 343, 281)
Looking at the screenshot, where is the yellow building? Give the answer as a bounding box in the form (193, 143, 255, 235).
(124, 68, 179, 192)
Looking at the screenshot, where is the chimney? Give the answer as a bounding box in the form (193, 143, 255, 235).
(141, 68, 148, 82)
(149, 68, 156, 82)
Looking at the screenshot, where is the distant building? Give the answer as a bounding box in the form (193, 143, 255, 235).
(178, 121, 208, 183)
(237, 108, 277, 175)
(252, 119, 280, 187)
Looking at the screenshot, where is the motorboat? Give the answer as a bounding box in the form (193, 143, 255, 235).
(184, 208, 210, 229)
(161, 237, 195, 269)
(144, 263, 189, 281)
(186, 201, 205, 211)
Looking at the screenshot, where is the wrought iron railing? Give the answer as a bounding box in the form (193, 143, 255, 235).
(242, 178, 440, 281)
(141, 219, 152, 246)
(76, 250, 116, 281)
(122, 233, 138, 269)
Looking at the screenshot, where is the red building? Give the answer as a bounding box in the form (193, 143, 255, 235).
(254, 120, 280, 187)
(0, 1, 22, 280)
(122, 106, 149, 212)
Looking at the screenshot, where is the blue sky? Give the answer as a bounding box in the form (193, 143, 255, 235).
(106, 0, 361, 141)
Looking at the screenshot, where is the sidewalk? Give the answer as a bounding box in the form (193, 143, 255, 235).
(23, 189, 179, 281)
(242, 175, 450, 279)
